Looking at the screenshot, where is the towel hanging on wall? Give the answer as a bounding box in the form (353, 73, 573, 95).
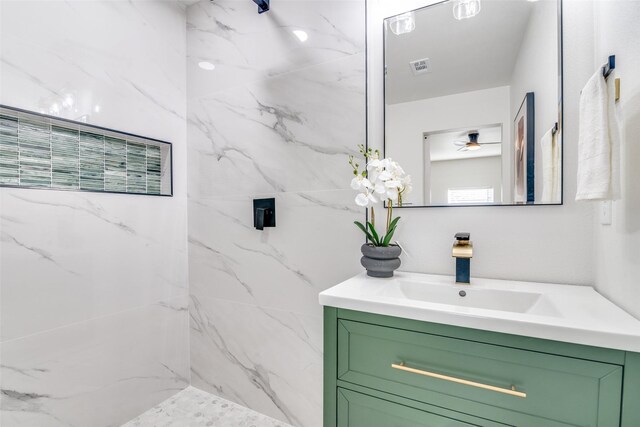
(576, 68, 621, 201)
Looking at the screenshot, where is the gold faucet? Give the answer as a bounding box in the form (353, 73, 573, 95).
(452, 233, 473, 284)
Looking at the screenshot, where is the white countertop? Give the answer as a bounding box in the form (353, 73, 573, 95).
(319, 271, 640, 353)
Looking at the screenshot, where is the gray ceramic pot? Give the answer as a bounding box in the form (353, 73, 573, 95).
(360, 244, 402, 278)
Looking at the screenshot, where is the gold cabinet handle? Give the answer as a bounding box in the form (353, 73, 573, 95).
(391, 362, 526, 398)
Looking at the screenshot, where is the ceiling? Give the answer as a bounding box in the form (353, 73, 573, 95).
(385, 0, 535, 105)
(427, 123, 502, 162)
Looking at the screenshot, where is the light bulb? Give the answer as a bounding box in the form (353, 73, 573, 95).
(63, 94, 74, 107)
(388, 12, 415, 36)
(453, 0, 481, 20)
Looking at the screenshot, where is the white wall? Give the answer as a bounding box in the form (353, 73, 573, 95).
(0, 2, 189, 426)
(386, 86, 511, 205)
(510, 0, 560, 203)
(592, 0, 640, 319)
(368, 0, 596, 285)
(431, 156, 502, 205)
(186, 1, 365, 427)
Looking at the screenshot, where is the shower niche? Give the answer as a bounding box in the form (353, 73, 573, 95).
(0, 105, 173, 196)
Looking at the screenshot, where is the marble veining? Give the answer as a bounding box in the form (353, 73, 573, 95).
(187, 52, 365, 198)
(122, 386, 292, 427)
(187, 3, 366, 420)
(0, 296, 190, 427)
(1, 2, 189, 427)
(188, 191, 362, 317)
(190, 296, 321, 427)
(187, 0, 364, 98)
(184, 1, 367, 426)
(1, 189, 188, 341)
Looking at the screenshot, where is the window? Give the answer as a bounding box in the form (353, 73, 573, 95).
(448, 187, 494, 204)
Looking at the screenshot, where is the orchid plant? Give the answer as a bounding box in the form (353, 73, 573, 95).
(349, 145, 412, 247)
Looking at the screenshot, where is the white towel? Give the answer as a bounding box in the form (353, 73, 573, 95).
(541, 128, 561, 203)
(576, 69, 621, 201)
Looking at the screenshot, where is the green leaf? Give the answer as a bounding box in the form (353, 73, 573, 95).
(382, 217, 401, 246)
(382, 229, 395, 246)
(387, 216, 401, 232)
(366, 221, 381, 245)
(354, 221, 376, 243)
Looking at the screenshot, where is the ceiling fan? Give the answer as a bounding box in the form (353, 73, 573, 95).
(453, 131, 501, 152)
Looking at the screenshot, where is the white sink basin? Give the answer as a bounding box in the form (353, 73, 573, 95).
(319, 271, 640, 352)
(379, 278, 561, 316)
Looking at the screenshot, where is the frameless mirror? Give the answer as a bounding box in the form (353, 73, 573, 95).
(384, 0, 562, 207)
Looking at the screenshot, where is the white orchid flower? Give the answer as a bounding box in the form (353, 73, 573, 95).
(386, 187, 399, 201)
(385, 179, 402, 189)
(355, 190, 378, 207)
(367, 158, 383, 172)
(388, 161, 404, 175)
(401, 175, 412, 195)
(350, 177, 361, 190)
(350, 175, 372, 191)
(355, 193, 369, 207)
(367, 168, 379, 184)
(349, 147, 412, 248)
(350, 149, 410, 208)
(377, 170, 393, 181)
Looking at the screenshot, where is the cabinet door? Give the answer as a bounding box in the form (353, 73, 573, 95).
(337, 388, 505, 427)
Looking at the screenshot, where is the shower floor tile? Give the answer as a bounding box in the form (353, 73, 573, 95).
(121, 386, 292, 427)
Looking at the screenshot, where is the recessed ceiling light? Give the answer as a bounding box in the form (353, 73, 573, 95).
(292, 30, 308, 42)
(198, 61, 216, 71)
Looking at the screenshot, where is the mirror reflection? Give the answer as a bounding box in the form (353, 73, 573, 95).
(384, 0, 562, 207)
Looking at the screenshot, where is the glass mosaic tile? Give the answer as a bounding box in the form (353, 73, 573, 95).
(0, 106, 171, 196)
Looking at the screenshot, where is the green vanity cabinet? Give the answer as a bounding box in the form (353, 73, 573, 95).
(324, 307, 640, 427)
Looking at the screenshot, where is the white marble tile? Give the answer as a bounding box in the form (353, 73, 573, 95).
(0, 0, 188, 196)
(190, 297, 322, 427)
(0, 0, 189, 346)
(0, 1, 186, 127)
(0, 189, 188, 341)
(187, 0, 365, 98)
(188, 190, 363, 316)
(0, 295, 190, 427)
(185, 2, 367, 427)
(187, 52, 365, 198)
(122, 386, 292, 427)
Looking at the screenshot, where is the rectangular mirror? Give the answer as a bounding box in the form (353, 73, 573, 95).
(384, 0, 562, 207)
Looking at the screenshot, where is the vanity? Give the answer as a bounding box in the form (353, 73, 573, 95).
(320, 273, 640, 427)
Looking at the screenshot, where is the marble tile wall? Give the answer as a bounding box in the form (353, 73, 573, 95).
(186, 1, 366, 426)
(0, 1, 190, 426)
